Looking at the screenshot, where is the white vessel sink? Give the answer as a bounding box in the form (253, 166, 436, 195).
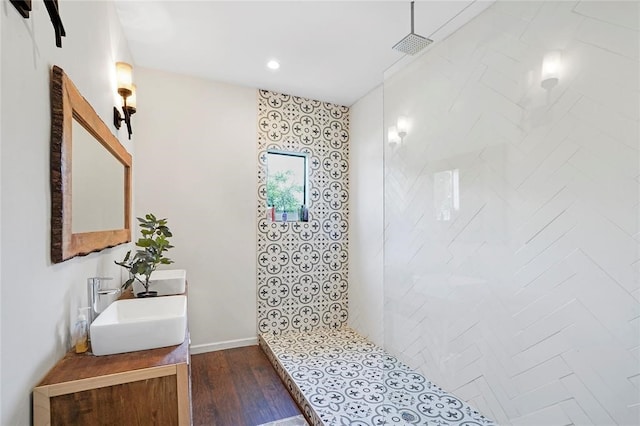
(90, 295, 187, 356)
(133, 269, 186, 296)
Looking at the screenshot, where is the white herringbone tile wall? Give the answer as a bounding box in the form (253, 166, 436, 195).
(383, 1, 639, 425)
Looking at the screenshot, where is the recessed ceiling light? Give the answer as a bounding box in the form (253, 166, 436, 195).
(266, 59, 280, 70)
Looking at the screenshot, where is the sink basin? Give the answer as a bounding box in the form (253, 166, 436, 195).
(90, 295, 187, 356)
(133, 269, 186, 296)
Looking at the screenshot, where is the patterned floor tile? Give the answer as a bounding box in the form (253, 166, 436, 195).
(260, 327, 495, 426)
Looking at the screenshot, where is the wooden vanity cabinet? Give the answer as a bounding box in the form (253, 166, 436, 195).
(33, 329, 191, 425)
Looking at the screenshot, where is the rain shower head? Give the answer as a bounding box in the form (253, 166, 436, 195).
(393, 1, 433, 55)
(393, 32, 433, 55)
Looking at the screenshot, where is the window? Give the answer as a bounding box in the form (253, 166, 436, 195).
(266, 151, 308, 222)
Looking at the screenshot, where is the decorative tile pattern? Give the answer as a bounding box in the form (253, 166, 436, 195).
(260, 328, 495, 426)
(257, 90, 350, 335)
(382, 1, 640, 425)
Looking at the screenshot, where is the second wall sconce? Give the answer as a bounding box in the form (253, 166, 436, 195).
(388, 115, 409, 146)
(541, 50, 562, 90)
(113, 62, 137, 140)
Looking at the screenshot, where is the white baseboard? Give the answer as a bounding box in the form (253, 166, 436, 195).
(190, 337, 258, 354)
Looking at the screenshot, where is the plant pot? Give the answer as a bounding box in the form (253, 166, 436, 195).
(136, 290, 158, 298)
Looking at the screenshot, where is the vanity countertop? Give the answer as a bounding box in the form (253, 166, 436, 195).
(36, 333, 189, 386)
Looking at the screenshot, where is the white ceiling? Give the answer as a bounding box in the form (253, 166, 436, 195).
(114, 1, 493, 106)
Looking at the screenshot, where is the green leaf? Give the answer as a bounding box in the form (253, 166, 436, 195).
(136, 238, 152, 247)
(121, 278, 135, 290)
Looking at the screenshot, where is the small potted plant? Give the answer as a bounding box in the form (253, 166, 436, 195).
(115, 213, 174, 297)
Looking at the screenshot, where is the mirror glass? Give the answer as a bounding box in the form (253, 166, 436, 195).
(71, 119, 125, 233)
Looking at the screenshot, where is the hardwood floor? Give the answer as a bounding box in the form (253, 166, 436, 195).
(191, 345, 302, 426)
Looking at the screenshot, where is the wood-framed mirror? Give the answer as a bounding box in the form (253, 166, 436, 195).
(50, 65, 132, 263)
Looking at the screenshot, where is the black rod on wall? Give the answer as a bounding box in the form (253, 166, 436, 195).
(10, 0, 31, 18)
(44, 0, 66, 48)
(10, 0, 66, 47)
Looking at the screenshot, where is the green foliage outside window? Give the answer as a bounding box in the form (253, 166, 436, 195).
(267, 170, 303, 213)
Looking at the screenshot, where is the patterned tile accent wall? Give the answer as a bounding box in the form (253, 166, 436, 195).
(383, 1, 639, 425)
(257, 90, 350, 335)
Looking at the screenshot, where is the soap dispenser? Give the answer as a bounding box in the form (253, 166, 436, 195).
(73, 307, 90, 354)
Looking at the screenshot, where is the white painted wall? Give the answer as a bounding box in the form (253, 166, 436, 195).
(348, 86, 384, 346)
(0, 2, 133, 424)
(134, 68, 258, 352)
(383, 1, 639, 425)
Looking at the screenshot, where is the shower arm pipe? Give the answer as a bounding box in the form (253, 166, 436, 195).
(410, 1, 415, 33)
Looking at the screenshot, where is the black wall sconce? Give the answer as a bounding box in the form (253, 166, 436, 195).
(113, 62, 137, 140)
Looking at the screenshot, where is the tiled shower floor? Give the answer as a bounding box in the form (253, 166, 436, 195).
(260, 327, 496, 426)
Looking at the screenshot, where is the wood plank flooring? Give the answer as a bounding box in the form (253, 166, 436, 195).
(191, 345, 302, 426)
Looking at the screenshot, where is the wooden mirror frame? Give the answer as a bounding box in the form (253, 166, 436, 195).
(50, 65, 132, 263)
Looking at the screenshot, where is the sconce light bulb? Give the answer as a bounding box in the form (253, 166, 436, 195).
(127, 84, 137, 113)
(388, 126, 400, 146)
(116, 61, 133, 96)
(114, 62, 136, 140)
(397, 116, 409, 138)
(541, 50, 562, 90)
